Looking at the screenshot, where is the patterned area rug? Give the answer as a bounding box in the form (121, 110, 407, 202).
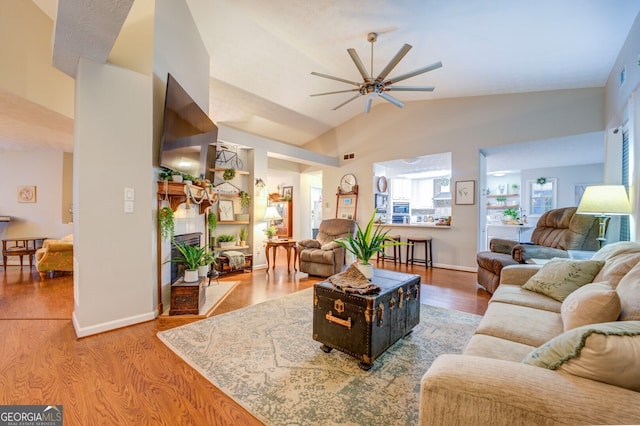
(157, 288, 481, 426)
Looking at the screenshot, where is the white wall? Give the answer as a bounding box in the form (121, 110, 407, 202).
(0, 152, 73, 259)
(72, 58, 154, 337)
(303, 88, 605, 270)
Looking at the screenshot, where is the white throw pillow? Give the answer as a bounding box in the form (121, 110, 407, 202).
(560, 282, 621, 331)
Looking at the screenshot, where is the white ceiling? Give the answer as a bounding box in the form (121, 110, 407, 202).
(2, 0, 639, 173)
(187, 0, 640, 146)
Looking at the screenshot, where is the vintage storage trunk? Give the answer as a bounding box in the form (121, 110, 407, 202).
(170, 277, 206, 315)
(313, 268, 421, 370)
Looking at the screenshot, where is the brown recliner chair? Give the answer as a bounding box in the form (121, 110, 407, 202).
(297, 219, 357, 277)
(476, 207, 600, 294)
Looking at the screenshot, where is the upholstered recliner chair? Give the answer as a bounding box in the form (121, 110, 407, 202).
(298, 219, 357, 277)
(476, 207, 600, 293)
(35, 234, 74, 278)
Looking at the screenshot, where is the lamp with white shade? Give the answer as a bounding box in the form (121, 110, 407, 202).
(577, 185, 631, 248)
(263, 206, 282, 239)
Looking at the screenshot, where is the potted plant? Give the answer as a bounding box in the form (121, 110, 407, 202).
(158, 168, 173, 181)
(198, 250, 217, 277)
(171, 171, 183, 183)
(239, 191, 251, 210)
(503, 208, 519, 224)
(216, 234, 236, 248)
(263, 226, 277, 240)
(495, 196, 507, 206)
(239, 227, 248, 246)
(171, 241, 206, 282)
(511, 183, 519, 193)
(158, 207, 174, 241)
(333, 209, 404, 279)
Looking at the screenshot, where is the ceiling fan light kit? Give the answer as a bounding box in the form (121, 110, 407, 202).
(311, 32, 442, 113)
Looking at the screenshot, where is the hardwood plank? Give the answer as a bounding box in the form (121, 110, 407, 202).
(0, 257, 487, 425)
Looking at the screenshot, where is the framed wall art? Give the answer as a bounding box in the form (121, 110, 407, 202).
(17, 186, 37, 203)
(282, 186, 293, 199)
(455, 180, 475, 205)
(218, 199, 234, 221)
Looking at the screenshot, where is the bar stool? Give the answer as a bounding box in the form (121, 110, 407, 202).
(376, 234, 401, 264)
(406, 236, 433, 268)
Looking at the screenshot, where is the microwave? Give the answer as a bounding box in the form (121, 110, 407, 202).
(392, 202, 410, 214)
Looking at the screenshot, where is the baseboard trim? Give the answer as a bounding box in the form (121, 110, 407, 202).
(72, 310, 156, 338)
(433, 263, 477, 273)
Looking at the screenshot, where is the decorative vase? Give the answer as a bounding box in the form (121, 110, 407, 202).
(355, 262, 374, 280)
(184, 269, 199, 283)
(197, 265, 209, 277)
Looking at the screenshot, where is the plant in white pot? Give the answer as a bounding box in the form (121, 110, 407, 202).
(333, 210, 404, 280)
(197, 250, 217, 278)
(172, 241, 206, 282)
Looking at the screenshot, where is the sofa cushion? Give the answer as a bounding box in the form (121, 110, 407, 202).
(616, 261, 640, 321)
(490, 284, 561, 313)
(522, 321, 640, 392)
(522, 258, 604, 302)
(464, 334, 535, 362)
(560, 282, 621, 331)
(592, 243, 640, 288)
(475, 301, 563, 347)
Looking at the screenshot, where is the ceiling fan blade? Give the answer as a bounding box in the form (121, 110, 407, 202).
(310, 88, 360, 97)
(332, 94, 361, 111)
(311, 71, 361, 87)
(347, 48, 370, 81)
(364, 94, 377, 113)
(386, 86, 435, 92)
(375, 43, 412, 81)
(385, 61, 443, 85)
(378, 92, 404, 108)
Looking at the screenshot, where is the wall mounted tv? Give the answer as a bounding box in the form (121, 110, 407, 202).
(159, 73, 218, 178)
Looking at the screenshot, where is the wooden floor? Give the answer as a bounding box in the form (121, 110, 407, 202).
(0, 258, 489, 425)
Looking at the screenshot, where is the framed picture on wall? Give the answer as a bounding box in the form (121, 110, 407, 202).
(455, 180, 475, 205)
(282, 186, 293, 199)
(218, 199, 234, 221)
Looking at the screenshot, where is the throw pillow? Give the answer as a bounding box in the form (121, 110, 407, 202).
(321, 242, 340, 251)
(522, 258, 605, 302)
(522, 321, 640, 391)
(615, 261, 640, 321)
(560, 281, 621, 331)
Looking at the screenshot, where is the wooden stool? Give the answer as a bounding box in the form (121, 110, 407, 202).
(406, 236, 433, 268)
(376, 235, 401, 264)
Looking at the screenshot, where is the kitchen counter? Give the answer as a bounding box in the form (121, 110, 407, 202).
(379, 223, 450, 229)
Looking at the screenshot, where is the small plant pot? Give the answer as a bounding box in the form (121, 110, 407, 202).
(197, 265, 210, 277)
(171, 174, 183, 183)
(219, 242, 235, 248)
(355, 262, 374, 280)
(184, 269, 199, 283)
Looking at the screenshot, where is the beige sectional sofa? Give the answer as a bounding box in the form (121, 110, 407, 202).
(420, 241, 640, 425)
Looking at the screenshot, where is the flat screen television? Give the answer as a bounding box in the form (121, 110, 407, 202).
(159, 73, 218, 179)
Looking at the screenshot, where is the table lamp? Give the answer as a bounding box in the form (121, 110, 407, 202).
(577, 185, 631, 248)
(263, 206, 282, 227)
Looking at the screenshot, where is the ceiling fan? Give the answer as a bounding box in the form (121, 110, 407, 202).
(310, 32, 442, 113)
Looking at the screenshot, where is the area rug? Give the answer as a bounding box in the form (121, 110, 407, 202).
(162, 280, 239, 316)
(157, 288, 481, 425)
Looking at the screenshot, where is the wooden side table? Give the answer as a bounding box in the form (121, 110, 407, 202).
(2, 237, 47, 270)
(265, 239, 298, 273)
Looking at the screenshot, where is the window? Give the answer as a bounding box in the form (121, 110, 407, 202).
(526, 178, 556, 216)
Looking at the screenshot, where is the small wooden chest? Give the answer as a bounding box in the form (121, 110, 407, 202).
(170, 278, 206, 315)
(313, 269, 421, 370)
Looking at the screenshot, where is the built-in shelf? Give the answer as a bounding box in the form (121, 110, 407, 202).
(209, 168, 250, 175)
(487, 193, 519, 198)
(487, 204, 520, 209)
(216, 221, 250, 225)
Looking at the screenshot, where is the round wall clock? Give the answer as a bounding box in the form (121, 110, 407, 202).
(377, 176, 387, 193)
(339, 173, 357, 193)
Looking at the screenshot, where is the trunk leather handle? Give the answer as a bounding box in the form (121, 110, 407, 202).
(326, 311, 351, 329)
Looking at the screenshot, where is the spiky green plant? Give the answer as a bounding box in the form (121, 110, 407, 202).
(171, 241, 206, 271)
(333, 210, 405, 265)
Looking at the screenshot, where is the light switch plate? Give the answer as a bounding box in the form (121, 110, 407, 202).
(124, 187, 134, 201)
(124, 200, 134, 213)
